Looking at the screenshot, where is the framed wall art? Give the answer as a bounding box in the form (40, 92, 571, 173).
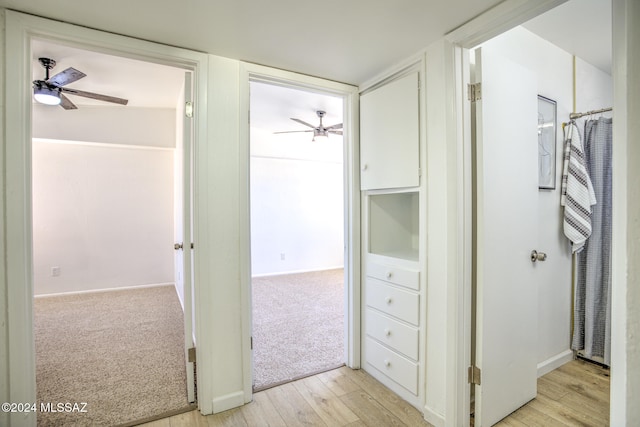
(537, 95, 557, 189)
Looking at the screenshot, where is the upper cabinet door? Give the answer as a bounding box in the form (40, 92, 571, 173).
(360, 72, 420, 190)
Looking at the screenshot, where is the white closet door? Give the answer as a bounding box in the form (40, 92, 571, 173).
(175, 71, 196, 403)
(360, 72, 420, 190)
(474, 47, 539, 427)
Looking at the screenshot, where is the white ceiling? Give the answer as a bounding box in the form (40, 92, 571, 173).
(249, 82, 343, 133)
(9, 0, 504, 86)
(523, 0, 611, 74)
(31, 39, 185, 109)
(17, 0, 612, 123)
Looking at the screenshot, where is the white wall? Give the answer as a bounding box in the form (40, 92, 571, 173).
(250, 129, 344, 276)
(32, 105, 176, 295)
(32, 139, 175, 295)
(479, 26, 612, 371)
(575, 56, 613, 112)
(32, 104, 176, 148)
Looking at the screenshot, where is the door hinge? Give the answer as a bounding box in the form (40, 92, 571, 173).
(185, 101, 194, 118)
(188, 347, 196, 363)
(467, 83, 482, 102)
(250, 336, 253, 350)
(468, 365, 481, 385)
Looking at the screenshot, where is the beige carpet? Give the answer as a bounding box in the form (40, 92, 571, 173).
(34, 285, 191, 426)
(252, 269, 345, 391)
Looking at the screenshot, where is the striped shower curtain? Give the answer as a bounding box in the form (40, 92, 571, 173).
(571, 117, 613, 366)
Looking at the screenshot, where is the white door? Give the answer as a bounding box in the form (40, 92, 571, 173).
(473, 47, 539, 426)
(174, 71, 196, 403)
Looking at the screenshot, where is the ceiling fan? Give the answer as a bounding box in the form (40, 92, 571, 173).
(32, 57, 129, 110)
(274, 110, 342, 141)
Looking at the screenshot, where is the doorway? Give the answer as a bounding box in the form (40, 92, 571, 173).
(248, 81, 346, 391)
(30, 38, 195, 424)
(468, 0, 613, 425)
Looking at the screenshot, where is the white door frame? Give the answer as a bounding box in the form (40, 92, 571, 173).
(439, 0, 620, 425)
(3, 10, 209, 425)
(238, 62, 360, 401)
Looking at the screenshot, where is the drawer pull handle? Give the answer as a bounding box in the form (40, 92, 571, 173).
(384, 359, 391, 367)
(384, 328, 391, 336)
(385, 297, 393, 304)
(386, 271, 393, 279)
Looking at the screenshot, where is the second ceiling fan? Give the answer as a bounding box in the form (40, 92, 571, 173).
(274, 110, 342, 141)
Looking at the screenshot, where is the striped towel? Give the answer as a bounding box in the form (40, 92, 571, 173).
(561, 122, 596, 253)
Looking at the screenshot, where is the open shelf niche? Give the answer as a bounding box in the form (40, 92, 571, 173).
(368, 191, 419, 261)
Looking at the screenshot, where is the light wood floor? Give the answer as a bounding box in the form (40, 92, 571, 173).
(139, 366, 434, 427)
(140, 359, 609, 427)
(492, 358, 610, 426)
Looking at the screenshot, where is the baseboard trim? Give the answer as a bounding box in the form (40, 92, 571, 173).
(537, 349, 573, 377)
(423, 406, 446, 427)
(212, 391, 246, 414)
(34, 282, 174, 298)
(252, 266, 344, 278)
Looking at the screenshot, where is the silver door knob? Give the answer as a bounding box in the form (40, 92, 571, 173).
(174, 243, 183, 250)
(530, 250, 547, 262)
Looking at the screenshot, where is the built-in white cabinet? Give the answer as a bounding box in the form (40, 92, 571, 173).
(360, 72, 420, 190)
(361, 66, 425, 411)
(362, 191, 424, 409)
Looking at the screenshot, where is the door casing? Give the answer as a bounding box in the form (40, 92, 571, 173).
(3, 10, 209, 425)
(238, 62, 361, 402)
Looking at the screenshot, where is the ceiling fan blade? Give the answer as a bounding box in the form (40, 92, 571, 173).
(273, 130, 313, 134)
(61, 87, 129, 105)
(48, 67, 86, 87)
(325, 123, 343, 130)
(59, 93, 78, 110)
(290, 118, 317, 129)
(328, 130, 343, 135)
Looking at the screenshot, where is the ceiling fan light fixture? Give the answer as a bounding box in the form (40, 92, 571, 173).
(312, 128, 329, 142)
(33, 85, 61, 105)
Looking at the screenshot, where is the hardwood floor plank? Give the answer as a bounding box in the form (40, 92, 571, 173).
(206, 407, 248, 427)
(492, 414, 529, 427)
(556, 391, 609, 425)
(138, 418, 171, 427)
(506, 404, 566, 427)
(544, 368, 609, 404)
(293, 375, 359, 426)
(170, 410, 208, 427)
(528, 394, 605, 427)
(317, 366, 362, 396)
(265, 382, 328, 426)
(346, 368, 432, 426)
(236, 391, 287, 426)
(498, 360, 610, 427)
(558, 360, 610, 385)
(341, 390, 406, 427)
(555, 360, 609, 382)
(143, 360, 611, 427)
(538, 375, 571, 401)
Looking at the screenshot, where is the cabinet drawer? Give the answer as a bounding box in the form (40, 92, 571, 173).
(366, 278, 419, 325)
(366, 309, 419, 360)
(367, 262, 420, 290)
(366, 337, 418, 395)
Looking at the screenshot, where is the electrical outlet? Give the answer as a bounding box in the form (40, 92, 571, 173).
(280, 253, 285, 261)
(51, 266, 60, 277)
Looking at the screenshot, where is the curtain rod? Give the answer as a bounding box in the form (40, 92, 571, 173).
(569, 107, 613, 120)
